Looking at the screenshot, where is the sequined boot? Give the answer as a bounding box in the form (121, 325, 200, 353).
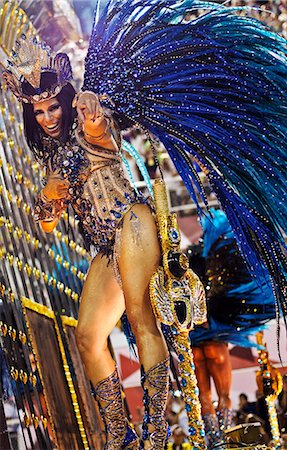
(141, 357, 170, 449)
(94, 368, 139, 449)
(202, 413, 221, 448)
(217, 407, 233, 442)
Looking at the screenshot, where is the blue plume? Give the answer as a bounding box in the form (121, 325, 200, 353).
(190, 209, 276, 347)
(83, 0, 287, 327)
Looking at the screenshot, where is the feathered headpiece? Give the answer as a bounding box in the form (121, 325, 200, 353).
(3, 34, 73, 103)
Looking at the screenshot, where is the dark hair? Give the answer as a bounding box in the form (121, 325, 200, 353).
(239, 393, 248, 401)
(22, 72, 77, 159)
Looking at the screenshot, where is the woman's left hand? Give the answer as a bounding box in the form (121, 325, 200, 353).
(42, 178, 70, 200)
(74, 91, 103, 122)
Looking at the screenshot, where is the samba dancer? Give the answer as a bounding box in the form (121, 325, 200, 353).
(4, 1, 287, 449)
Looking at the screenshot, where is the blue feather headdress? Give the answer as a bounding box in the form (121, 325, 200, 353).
(83, 0, 287, 328)
(189, 209, 276, 348)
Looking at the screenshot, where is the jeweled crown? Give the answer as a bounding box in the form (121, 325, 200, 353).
(3, 34, 73, 103)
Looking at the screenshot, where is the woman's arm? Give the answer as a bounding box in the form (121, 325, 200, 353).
(82, 115, 117, 150)
(34, 175, 69, 233)
(75, 91, 119, 151)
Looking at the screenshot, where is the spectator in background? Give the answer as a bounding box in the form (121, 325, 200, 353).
(182, 10, 194, 23)
(255, 389, 272, 439)
(169, 396, 189, 436)
(168, 425, 191, 449)
(231, 0, 287, 38)
(236, 393, 257, 424)
(166, 394, 184, 428)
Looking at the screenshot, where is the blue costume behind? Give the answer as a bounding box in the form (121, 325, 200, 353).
(189, 209, 276, 348)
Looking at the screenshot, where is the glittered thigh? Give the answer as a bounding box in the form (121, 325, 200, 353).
(113, 207, 144, 289)
(88, 204, 147, 288)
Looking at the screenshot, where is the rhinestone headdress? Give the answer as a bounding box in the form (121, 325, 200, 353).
(3, 34, 73, 103)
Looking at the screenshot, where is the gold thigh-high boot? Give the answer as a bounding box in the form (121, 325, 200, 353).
(94, 367, 139, 450)
(141, 357, 170, 449)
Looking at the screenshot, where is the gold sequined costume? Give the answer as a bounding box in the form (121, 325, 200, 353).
(34, 117, 149, 264)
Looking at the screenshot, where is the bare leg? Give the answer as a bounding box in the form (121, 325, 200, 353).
(193, 346, 214, 415)
(203, 342, 232, 410)
(193, 345, 221, 447)
(76, 253, 125, 385)
(118, 204, 168, 369)
(119, 204, 169, 448)
(76, 254, 139, 449)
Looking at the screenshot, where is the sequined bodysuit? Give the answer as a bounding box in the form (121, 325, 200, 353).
(34, 120, 148, 258)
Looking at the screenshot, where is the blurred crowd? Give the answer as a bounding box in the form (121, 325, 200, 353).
(182, 0, 287, 38)
(123, 128, 214, 215)
(230, 0, 286, 38)
(73, 0, 287, 39)
(235, 376, 287, 446)
(122, 129, 176, 182)
(143, 374, 287, 449)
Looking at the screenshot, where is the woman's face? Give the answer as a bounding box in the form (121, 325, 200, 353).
(33, 97, 62, 138)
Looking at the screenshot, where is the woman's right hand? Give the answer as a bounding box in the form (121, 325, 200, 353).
(74, 91, 103, 122)
(42, 179, 70, 200)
